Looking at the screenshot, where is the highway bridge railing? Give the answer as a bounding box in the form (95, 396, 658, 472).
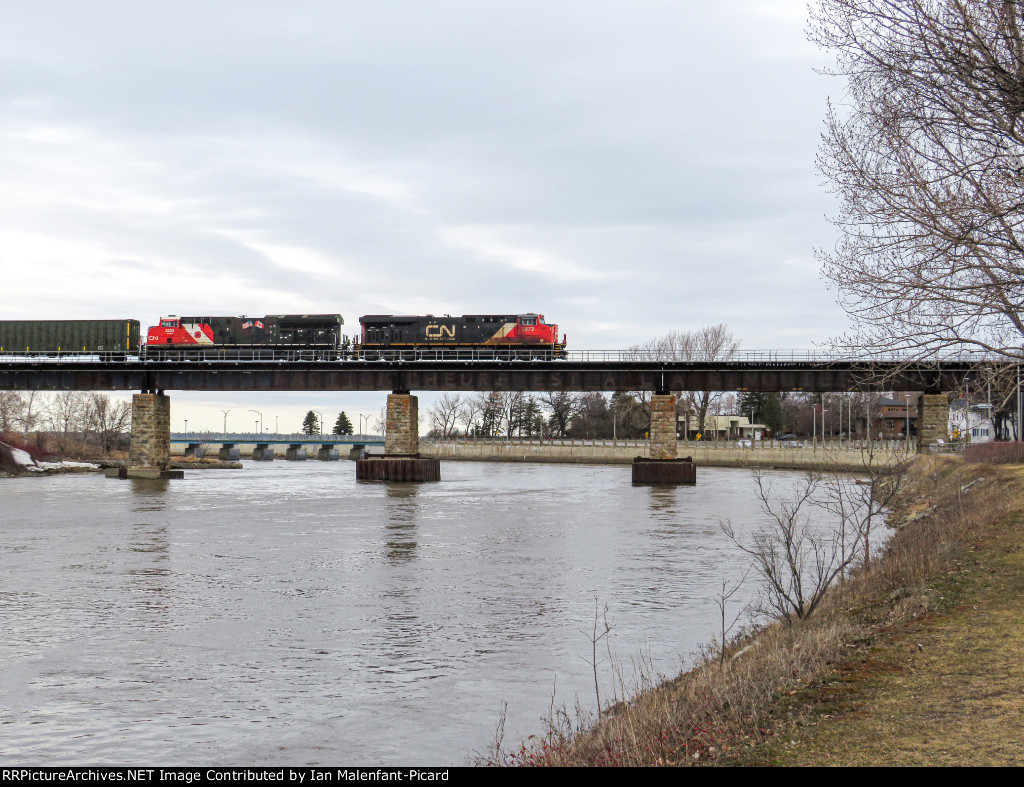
(169, 432, 383, 444)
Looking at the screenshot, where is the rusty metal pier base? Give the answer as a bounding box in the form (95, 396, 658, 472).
(631, 456, 696, 485)
(356, 454, 441, 482)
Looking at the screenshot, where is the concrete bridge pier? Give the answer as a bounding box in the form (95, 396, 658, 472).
(632, 392, 696, 484)
(252, 443, 275, 461)
(317, 445, 340, 461)
(108, 392, 182, 479)
(218, 443, 241, 461)
(184, 442, 206, 458)
(285, 444, 308, 460)
(356, 392, 440, 482)
(918, 393, 949, 453)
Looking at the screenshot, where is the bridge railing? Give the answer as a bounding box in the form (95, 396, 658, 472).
(169, 432, 383, 443)
(0, 348, 1012, 364)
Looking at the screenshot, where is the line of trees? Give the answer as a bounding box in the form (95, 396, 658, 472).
(0, 391, 131, 455)
(427, 391, 650, 440)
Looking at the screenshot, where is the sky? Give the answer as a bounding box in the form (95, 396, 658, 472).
(0, 0, 849, 432)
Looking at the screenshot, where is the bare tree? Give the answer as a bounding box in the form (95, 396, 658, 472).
(540, 391, 580, 438)
(85, 393, 131, 455)
(0, 392, 24, 433)
(458, 395, 483, 436)
(629, 324, 740, 435)
(723, 470, 864, 624)
(429, 393, 464, 438)
(811, 1, 1024, 362)
(45, 391, 90, 455)
(819, 444, 908, 574)
(711, 572, 749, 667)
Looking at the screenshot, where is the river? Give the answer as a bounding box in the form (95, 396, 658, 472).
(0, 461, 841, 765)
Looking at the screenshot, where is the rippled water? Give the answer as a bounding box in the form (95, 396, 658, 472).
(0, 461, 826, 765)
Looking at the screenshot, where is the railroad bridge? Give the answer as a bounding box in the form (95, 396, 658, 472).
(0, 350, 998, 479)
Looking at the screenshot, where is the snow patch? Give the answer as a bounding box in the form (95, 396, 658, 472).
(1, 440, 99, 472)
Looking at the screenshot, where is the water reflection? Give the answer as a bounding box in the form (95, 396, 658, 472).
(125, 523, 172, 620)
(129, 478, 170, 510)
(646, 486, 678, 517)
(383, 484, 419, 565)
(0, 462, 863, 765)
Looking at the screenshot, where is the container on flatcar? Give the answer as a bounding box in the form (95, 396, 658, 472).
(146, 314, 345, 348)
(0, 320, 140, 354)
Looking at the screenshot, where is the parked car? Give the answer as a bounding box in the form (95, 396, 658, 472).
(777, 433, 798, 441)
(737, 439, 752, 448)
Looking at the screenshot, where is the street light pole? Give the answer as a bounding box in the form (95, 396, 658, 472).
(220, 409, 230, 438)
(249, 409, 263, 435)
(904, 393, 911, 453)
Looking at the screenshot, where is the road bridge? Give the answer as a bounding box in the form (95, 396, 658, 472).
(0, 350, 1005, 480)
(170, 432, 384, 461)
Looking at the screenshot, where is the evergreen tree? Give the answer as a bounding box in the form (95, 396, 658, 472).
(333, 411, 353, 435)
(738, 391, 784, 435)
(301, 410, 319, 435)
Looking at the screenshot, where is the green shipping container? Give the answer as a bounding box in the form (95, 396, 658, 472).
(0, 320, 141, 353)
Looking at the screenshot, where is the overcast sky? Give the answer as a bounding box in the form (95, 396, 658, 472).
(1, 1, 849, 431)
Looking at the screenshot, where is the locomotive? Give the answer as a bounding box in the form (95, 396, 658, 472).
(356, 313, 565, 358)
(146, 314, 345, 351)
(0, 311, 565, 359)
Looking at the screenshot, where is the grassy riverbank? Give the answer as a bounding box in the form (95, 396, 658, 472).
(486, 455, 1024, 766)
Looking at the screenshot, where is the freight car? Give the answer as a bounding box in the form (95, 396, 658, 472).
(354, 313, 565, 359)
(0, 319, 140, 358)
(144, 314, 346, 358)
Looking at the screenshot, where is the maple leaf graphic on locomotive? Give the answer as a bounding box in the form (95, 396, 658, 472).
(0, 313, 567, 360)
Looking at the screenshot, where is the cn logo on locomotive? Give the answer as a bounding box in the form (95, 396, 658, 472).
(425, 325, 456, 339)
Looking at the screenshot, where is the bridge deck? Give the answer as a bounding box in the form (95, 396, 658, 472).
(0, 355, 992, 392)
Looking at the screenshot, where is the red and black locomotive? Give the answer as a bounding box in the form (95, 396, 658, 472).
(356, 313, 565, 358)
(140, 311, 565, 358)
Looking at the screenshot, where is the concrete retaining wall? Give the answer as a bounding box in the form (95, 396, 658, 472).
(423, 439, 909, 471)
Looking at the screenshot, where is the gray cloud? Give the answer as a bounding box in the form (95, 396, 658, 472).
(1, 1, 848, 427)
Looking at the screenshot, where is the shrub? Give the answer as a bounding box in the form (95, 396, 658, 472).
(964, 442, 1024, 465)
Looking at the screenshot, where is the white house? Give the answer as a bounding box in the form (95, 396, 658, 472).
(948, 399, 996, 443)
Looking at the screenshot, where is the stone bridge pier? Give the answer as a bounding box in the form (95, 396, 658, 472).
(918, 393, 950, 452)
(356, 391, 439, 482)
(110, 391, 182, 479)
(632, 392, 695, 484)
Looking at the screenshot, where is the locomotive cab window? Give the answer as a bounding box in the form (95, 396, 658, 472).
(520, 317, 537, 326)
(161, 319, 178, 328)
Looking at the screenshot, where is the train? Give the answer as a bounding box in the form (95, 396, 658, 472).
(0, 312, 566, 359)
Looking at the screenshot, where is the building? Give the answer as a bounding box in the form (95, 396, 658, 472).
(873, 396, 919, 440)
(948, 399, 996, 443)
(679, 414, 766, 441)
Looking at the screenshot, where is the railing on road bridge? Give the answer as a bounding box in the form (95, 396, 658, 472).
(0, 347, 1018, 364)
(170, 432, 384, 444)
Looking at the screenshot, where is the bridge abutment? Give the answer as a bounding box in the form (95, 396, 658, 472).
(356, 392, 440, 481)
(918, 393, 949, 453)
(633, 393, 695, 484)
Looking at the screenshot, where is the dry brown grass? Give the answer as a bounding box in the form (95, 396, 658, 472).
(484, 455, 1023, 767)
